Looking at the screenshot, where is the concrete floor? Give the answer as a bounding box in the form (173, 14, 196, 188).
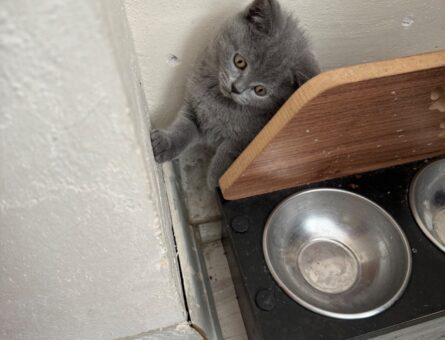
(178, 146, 247, 340)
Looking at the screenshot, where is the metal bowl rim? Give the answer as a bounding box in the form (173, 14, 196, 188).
(409, 160, 445, 253)
(263, 188, 412, 319)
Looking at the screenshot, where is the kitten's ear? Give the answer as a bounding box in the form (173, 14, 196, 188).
(244, 0, 282, 35)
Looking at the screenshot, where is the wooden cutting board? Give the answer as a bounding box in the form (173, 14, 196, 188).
(220, 50, 445, 200)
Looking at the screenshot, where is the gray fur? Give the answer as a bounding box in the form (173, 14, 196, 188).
(151, 0, 320, 188)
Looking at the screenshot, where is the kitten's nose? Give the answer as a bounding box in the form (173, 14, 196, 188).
(231, 84, 241, 94)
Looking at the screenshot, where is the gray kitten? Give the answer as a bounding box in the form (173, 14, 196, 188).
(151, 0, 319, 188)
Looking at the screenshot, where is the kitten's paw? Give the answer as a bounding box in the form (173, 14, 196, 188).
(151, 129, 174, 163)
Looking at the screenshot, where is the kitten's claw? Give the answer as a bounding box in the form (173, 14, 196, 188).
(151, 129, 173, 163)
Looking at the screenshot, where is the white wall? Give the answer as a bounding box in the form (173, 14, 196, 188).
(0, 1, 187, 339)
(123, 0, 445, 127)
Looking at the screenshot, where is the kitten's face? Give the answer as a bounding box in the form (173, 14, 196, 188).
(218, 45, 279, 108)
(215, 0, 298, 110)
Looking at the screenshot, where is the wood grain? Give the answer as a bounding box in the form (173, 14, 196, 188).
(220, 50, 445, 200)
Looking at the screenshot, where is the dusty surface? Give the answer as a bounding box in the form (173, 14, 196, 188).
(202, 241, 248, 340)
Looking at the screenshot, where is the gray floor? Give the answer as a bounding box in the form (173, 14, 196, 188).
(178, 146, 247, 340)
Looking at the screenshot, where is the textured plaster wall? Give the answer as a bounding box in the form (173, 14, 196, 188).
(123, 0, 445, 127)
(0, 1, 186, 339)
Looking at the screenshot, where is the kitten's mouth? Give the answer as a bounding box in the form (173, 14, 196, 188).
(219, 82, 247, 105)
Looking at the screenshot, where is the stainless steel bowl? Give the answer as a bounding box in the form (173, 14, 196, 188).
(263, 189, 412, 319)
(410, 159, 445, 252)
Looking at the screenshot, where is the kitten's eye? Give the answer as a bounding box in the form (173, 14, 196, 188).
(234, 53, 247, 70)
(254, 85, 267, 96)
